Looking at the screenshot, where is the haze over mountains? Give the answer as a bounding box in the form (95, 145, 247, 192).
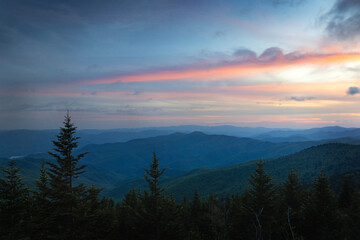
(2, 125, 360, 158)
(1, 125, 360, 199)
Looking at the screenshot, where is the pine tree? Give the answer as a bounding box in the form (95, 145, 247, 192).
(46, 111, 93, 240)
(142, 152, 166, 240)
(337, 175, 358, 239)
(247, 161, 278, 240)
(338, 175, 353, 210)
(144, 152, 165, 200)
(0, 160, 30, 240)
(116, 188, 143, 240)
(281, 169, 305, 239)
(347, 190, 360, 239)
(185, 190, 212, 239)
(31, 163, 52, 239)
(140, 152, 184, 240)
(303, 172, 340, 240)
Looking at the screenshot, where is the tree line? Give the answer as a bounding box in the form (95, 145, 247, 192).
(1, 113, 360, 240)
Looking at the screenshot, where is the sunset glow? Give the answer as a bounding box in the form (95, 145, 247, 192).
(2, 0, 360, 129)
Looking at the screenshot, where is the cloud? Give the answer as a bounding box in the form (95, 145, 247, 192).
(347, 86, 360, 95)
(80, 48, 360, 85)
(214, 30, 225, 38)
(233, 48, 257, 62)
(288, 96, 315, 101)
(272, 0, 306, 7)
(324, 0, 360, 40)
(258, 47, 284, 62)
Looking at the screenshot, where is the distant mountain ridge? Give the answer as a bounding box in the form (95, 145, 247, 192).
(164, 143, 360, 199)
(0, 157, 124, 192)
(254, 126, 360, 142)
(2, 125, 360, 158)
(2, 134, 360, 201)
(77, 131, 322, 177)
(109, 143, 360, 200)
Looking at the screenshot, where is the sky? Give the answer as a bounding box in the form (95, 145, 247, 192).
(2, 0, 360, 129)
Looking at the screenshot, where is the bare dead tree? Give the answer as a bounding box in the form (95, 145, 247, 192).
(287, 207, 296, 240)
(254, 207, 264, 240)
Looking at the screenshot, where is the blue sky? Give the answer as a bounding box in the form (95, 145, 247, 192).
(2, 0, 360, 129)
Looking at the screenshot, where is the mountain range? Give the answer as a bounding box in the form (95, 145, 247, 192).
(1, 127, 360, 200)
(2, 125, 360, 158)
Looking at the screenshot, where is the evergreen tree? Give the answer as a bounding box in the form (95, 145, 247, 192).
(281, 169, 305, 239)
(347, 190, 360, 239)
(115, 188, 143, 240)
(31, 163, 52, 240)
(303, 172, 340, 240)
(207, 194, 229, 240)
(80, 187, 116, 239)
(337, 175, 359, 239)
(338, 175, 353, 210)
(184, 190, 213, 240)
(247, 161, 278, 240)
(144, 152, 165, 200)
(0, 160, 30, 240)
(140, 152, 184, 240)
(46, 111, 98, 240)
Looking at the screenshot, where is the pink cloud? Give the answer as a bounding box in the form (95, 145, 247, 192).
(80, 51, 360, 85)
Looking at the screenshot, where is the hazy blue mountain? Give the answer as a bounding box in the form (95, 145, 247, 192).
(109, 143, 360, 200)
(3, 135, 360, 201)
(0, 129, 172, 158)
(0, 130, 57, 158)
(254, 126, 360, 142)
(163, 143, 360, 199)
(2, 125, 360, 157)
(0, 157, 124, 191)
(76, 131, 354, 178)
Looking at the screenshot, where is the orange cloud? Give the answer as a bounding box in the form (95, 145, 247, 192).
(81, 52, 360, 85)
(322, 45, 343, 53)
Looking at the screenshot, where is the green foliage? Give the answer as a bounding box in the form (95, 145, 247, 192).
(30, 163, 52, 239)
(0, 160, 30, 240)
(280, 169, 306, 239)
(184, 190, 213, 239)
(41, 112, 108, 240)
(163, 143, 360, 199)
(303, 172, 340, 240)
(247, 161, 279, 239)
(144, 152, 165, 199)
(3, 114, 360, 239)
(79, 131, 322, 177)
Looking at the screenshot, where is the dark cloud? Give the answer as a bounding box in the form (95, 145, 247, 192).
(288, 96, 315, 101)
(132, 90, 142, 95)
(233, 47, 302, 63)
(324, 0, 360, 40)
(259, 47, 284, 62)
(347, 86, 360, 95)
(272, 0, 306, 6)
(214, 30, 225, 38)
(233, 48, 257, 62)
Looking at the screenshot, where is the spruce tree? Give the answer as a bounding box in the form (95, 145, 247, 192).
(303, 172, 340, 240)
(31, 163, 52, 240)
(185, 190, 212, 239)
(144, 152, 165, 200)
(142, 152, 166, 240)
(247, 161, 278, 240)
(281, 169, 305, 239)
(338, 175, 353, 210)
(116, 188, 143, 240)
(0, 160, 30, 240)
(337, 175, 358, 239)
(140, 152, 183, 240)
(46, 111, 90, 240)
